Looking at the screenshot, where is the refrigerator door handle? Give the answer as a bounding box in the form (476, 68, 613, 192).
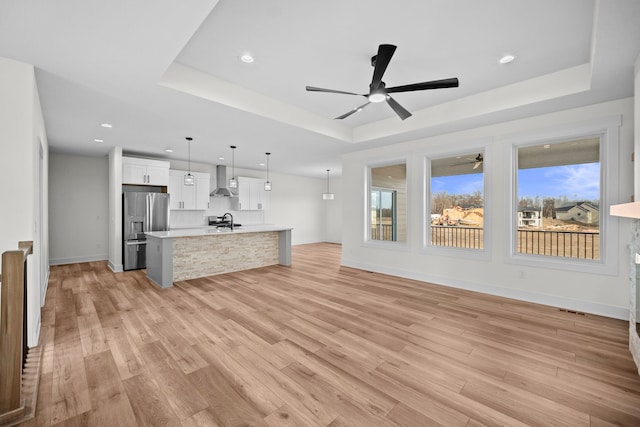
(126, 241, 147, 246)
(145, 193, 151, 232)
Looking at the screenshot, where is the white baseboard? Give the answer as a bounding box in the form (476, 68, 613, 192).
(342, 258, 628, 320)
(630, 324, 640, 375)
(324, 239, 342, 244)
(29, 317, 41, 348)
(49, 254, 108, 266)
(108, 260, 123, 273)
(40, 269, 50, 307)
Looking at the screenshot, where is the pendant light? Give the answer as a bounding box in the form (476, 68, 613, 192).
(264, 152, 272, 191)
(228, 145, 237, 189)
(322, 169, 334, 200)
(184, 137, 194, 186)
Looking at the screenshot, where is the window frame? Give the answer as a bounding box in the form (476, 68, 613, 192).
(505, 116, 621, 275)
(423, 142, 492, 261)
(363, 157, 411, 251)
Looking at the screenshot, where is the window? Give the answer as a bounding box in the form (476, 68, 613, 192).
(515, 137, 600, 260)
(371, 188, 397, 240)
(368, 163, 406, 242)
(428, 151, 485, 250)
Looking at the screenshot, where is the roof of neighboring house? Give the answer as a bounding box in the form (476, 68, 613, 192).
(556, 201, 599, 212)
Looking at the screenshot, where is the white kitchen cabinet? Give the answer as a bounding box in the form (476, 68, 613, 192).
(195, 174, 211, 209)
(168, 169, 210, 210)
(233, 177, 269, 211)
(122, 157, 170, 186)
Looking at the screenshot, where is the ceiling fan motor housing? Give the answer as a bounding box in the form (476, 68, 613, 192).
(305, 43, 459, 120)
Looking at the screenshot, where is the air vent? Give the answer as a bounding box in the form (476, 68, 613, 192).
(559, 308, 587, 316)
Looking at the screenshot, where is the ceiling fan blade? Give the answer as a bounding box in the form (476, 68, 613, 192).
(386, 78, 459, 93)
(386, 96, 411, 120)
(473, 161, 482, 170)
(371, 44, 396, 90)
(335, 101, 371, 119)
(306, 86, 362, 96)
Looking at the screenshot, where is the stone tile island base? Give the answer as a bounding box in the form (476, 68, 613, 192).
(145, 227, 292, 288)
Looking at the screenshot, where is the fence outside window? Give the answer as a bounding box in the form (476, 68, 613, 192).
(427, 225, 599, 259)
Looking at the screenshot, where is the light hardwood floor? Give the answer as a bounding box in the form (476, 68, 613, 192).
(17, 242, 640, 426)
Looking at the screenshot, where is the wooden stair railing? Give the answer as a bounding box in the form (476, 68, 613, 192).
(0, 241, 32, 422)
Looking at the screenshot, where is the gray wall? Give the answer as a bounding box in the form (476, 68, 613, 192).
(49, 153, 109, 264)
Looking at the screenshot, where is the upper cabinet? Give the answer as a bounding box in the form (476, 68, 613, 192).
(168, 169, 210, 210)
(233, 177, 270, 211)
(122, 157, 170, 186)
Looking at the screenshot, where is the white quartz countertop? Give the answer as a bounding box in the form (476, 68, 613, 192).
(145, 225, 292, 239)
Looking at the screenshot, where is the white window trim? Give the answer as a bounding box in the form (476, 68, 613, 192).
(504, 115, 621, 275)
(422, 141, 492, 261)
(363, 156, 411, 252)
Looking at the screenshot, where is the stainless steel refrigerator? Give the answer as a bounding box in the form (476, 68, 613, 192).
(123, 192, 170, 270)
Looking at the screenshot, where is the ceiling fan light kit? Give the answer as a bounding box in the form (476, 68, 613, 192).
(306, 43, 459, 120)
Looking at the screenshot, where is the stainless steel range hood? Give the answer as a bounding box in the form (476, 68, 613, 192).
(210, 165, 236, 197)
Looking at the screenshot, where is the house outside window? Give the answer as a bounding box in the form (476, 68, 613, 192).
(518, 208, 542, 227)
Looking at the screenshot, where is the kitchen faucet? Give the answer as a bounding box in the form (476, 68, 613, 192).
(221, 212, 234, 230)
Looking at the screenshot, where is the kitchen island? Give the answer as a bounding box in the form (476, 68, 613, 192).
(144, 225, 292, 288)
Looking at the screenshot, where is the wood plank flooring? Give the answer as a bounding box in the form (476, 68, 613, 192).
(16, 242, 640, 426)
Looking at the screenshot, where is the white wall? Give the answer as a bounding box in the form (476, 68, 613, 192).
(49, 153, 109, 264)
(211, 166, 331, 245)
(324, 176, 342, 243)
(32, 77, 49, 336)
(128, 157, 340, 245)
(0, 56, 48, 346)
(635, 54, 640, 202)
(108, 147, 123, 271)
(342, 98, 634, 319)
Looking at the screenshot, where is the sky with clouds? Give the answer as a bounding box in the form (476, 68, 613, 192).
(518, 163, 600, 200)
(430, 162, 600, 201)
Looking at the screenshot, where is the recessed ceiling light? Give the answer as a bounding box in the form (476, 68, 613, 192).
(259, 163, 265, 166)
(93, 138, 103, 143)
(240, 54, 254, 63)
(100, 123, 113, 128)
(499, 54, 516, 64)
(165, 149, 173, 153)
(218, 156, 225, 160)
(543, 144, 551, 149)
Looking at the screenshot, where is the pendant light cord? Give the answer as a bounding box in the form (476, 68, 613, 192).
(266, 152, 270, 181)
(326, 169, 331, 193)
(231, 145, 236, 180)
(187, 137, 191, 174)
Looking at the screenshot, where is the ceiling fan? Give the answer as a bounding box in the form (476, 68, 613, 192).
(455, 154, 484, 170)
(306, 44, 459, 121)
